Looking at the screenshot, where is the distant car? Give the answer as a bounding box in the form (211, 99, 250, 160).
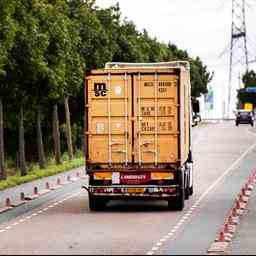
(235, 109, 254, 126)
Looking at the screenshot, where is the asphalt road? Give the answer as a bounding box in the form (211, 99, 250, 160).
(0, 120, 256, 255)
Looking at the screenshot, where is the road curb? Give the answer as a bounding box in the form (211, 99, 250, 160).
(0, 171, 88, 214)
(208, 169, 256, 254)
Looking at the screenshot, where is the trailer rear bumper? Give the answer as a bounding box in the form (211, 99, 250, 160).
(84, 185, 180, 199)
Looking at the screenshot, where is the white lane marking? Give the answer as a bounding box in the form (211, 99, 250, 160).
(147, 137, 256, 255)
(0, 190, 83, 235)
(152, 247, 159, 251)
(0, 230, 5, 233)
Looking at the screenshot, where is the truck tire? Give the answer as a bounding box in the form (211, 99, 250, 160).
(189, 186, 193, 196)
(169, 187, 185, 211)
(185, 171, 190, 200)
(88, 194, 106, 211)
(168, 172, 185, 211)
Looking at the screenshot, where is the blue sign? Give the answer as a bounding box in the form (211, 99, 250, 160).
(245, 87, 256, 93)
(205, 86, 214, 110)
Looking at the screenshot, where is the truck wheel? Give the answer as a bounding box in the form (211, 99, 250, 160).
(168, 172, 185, 211)
(185, 172, 190, 200)
(88, 195, 106, 211)
(189, 186, 193, 196)
(169, 188, 185, 211)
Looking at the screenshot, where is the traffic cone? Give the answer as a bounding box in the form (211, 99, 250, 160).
(232, 207, 238, 217)
(46, 182, 50, 190)
(20, 192, 25, 201)
(218, 231, 226, 242)
(34, 186, 38, 195)
(5, 198, 11, 207)
(235, 199, 241, 210)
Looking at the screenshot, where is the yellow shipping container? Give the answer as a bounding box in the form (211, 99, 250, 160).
(85, 62, 191, 168)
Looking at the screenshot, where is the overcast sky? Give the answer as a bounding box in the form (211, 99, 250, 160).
(95, 0, 256, 118)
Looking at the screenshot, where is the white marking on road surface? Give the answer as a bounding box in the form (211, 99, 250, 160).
(0, 190, 83, 235)
(147, 136, 256, 255)
(0, 229, 5, 233)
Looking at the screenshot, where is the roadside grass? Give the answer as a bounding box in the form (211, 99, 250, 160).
(0, 153, 85, 191)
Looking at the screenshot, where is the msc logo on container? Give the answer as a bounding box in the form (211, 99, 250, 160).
(93, 83, 107, 97)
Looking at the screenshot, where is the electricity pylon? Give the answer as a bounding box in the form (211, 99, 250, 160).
(227, 0, 249, 118)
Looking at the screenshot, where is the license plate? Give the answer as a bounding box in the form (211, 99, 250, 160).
(151, 172, 174, 180)
(127, 188, 145, 194)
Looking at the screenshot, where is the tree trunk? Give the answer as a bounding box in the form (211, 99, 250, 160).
(0, 97, 6, 180)
(19, 104, 27, 176)
(64, 97, 73, 160)
(36, 106, 46, 169)
(53, 103, 61, 165)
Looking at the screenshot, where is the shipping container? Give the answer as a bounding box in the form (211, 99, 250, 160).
(83, 61, 193, 211)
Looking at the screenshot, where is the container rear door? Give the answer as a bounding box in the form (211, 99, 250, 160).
(87, 73, 132, 165)
(134, 73, 179, 165)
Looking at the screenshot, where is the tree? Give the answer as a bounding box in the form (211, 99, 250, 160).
(38, 0, 83, 164)
(242, 70, 256, 87)
(5, 0, 49, 175)
(0, 0, 17, 179)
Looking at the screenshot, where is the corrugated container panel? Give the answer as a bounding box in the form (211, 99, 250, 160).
(86, 63, 191, 168)
(87, 74, 132, 165)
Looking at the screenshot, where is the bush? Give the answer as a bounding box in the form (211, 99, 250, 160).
(0, 157, 84, 191)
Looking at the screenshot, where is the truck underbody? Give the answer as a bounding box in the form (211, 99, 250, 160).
(85, 161, 193, 211)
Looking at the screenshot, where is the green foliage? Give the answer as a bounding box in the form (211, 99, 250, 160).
(238, 70, 256, 105)
(0, 156, 84, 191)
(0, 0, 212, 181)
(242, 70, 256, 88)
